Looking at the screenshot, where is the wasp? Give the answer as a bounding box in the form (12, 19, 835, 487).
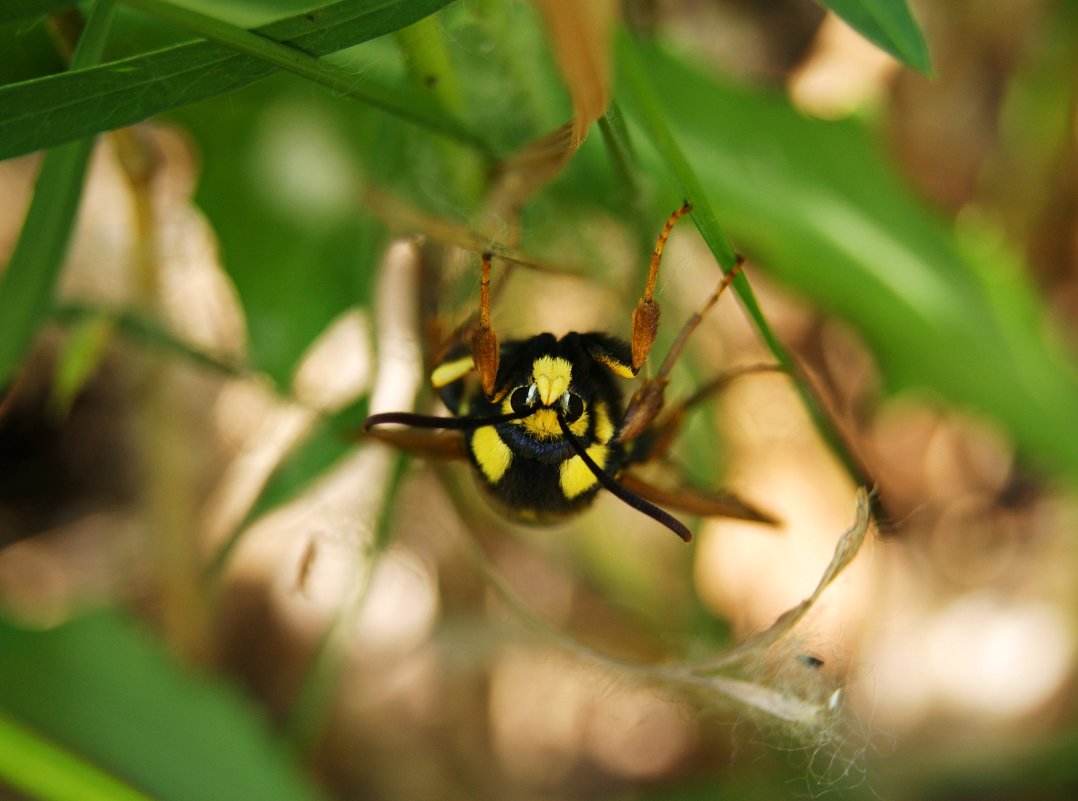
(363, 203, 776, 541)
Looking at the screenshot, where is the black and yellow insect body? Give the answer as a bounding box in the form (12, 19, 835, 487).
(447, 331, 633, 521)
(364, 203, 775, 542)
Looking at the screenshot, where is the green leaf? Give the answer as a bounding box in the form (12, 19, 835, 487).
(242, 396, 369, 534)
(617, 37, 1078, 481)
(817, 0, 932, 74)
(0, 611, 328, 801)
(0, 0, 77, 25)
(52, 302, 248, 378)
(616, 36, 873, 491)
(0, 710, 154, 801)
(0, 0, 116, 389)
(0, 0, 467, 161)
(49, 312, 115, 418)
(118, 0, 485, 151)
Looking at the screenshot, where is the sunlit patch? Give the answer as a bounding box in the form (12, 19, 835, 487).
(929, 595, 1075, 717)
(788, 12, 901, 119)
(250, 100, 360, 223)
(0, 513, 137, 628)
(488, 649, 594, 783)
(694, 457, 866, 641)
(292, 308, 371, 413)
(861, 592, 1077, 731)
(584, 686, 696, 779)
(489, 647, 697, 784)
(207, 240, 420, 551)
(353, 548, 439, 655)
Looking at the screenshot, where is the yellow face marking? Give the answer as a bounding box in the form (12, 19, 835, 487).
(515, 407, 590, 440)
(524, 408, 561, 439)
(499, 393, 590, 440)
(532, 356, 572, 406)
(431, 355, 475, 389)
(471, 426, 512, 483)
(560, 444, 607, 499)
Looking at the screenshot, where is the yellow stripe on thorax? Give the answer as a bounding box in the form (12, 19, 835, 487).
(431, 355, 475, 388)
(591, 352, 635, 378)
(471, 426, 512, 483)
(591, 402, 614, 444)
(559, 444, 608, 499)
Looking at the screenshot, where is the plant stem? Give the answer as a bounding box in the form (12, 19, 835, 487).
(615, 32, 875, 495)
(0, 0, 117, 387)
(118, 0, 491, 154)
(598, 104, 654, 258)
(0, 711, 154, 801)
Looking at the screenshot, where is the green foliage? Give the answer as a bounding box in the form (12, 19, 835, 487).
(816, 0, 931, 73)
(0, 611, 327, 801)
(616, 38, 1078, 481)
(1, 0, 1074, 798)
(0, 1, 116, 387)
(0, 0, 464, 161)
(1, 1, 78, 25)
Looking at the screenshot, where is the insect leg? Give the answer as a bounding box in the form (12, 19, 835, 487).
(471, 251, 500, 399)
(618, 256, 744, 443)
(630, 201, 693, 373)
(617, 472, 779, 526)
(639, 362, 782, 460)
(363, 426, 466, 460)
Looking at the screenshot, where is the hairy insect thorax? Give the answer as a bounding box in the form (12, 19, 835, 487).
(444, 332, 628, 521)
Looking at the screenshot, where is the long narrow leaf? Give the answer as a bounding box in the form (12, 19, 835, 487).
(0, 611, 328, 801)
(817, 0, 931, 74)
(119, 0, 484, 150)
(0, 1, 117, 388)
(619, 35, 1078, 482)
(0, 0, 471, 161)
(0, 711, 154, 801)
(616, 33, 875, 492)
(0, 0, 77, 24)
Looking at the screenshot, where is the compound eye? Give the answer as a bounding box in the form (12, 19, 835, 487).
(561, 391, 585, 424)
(509, 385, 533, 415)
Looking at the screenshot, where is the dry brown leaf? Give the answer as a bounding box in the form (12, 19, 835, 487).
(535, 0, 616, 147)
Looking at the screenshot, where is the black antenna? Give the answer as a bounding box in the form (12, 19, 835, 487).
(365, 408, 692, 542)
(363, 408, 531, 432)
(556, 413, 692, 542)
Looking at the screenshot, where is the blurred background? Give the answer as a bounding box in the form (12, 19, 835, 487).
(1, 0, 1077, 799)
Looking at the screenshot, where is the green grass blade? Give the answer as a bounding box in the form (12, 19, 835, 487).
(598, 105, 653, 253)
(0, 611, 328, 801)
(615, 32, 874, 491)
(118, 0, 486, 151)
(49, 312, 114, 418)
(52, 302, 249, 377)
(0, 0, 477, 161)
(1, 0, 77, 24)
(817, 0, 932, 74)
(0, 711, 154, 801)
(0, 0, 117, 389)
(618, 34, 1078, 482)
